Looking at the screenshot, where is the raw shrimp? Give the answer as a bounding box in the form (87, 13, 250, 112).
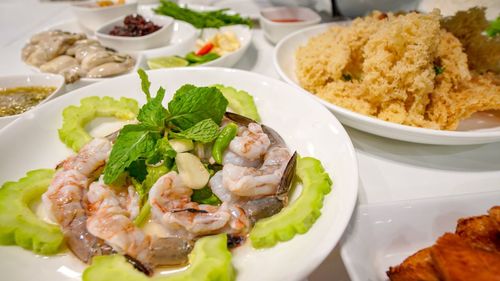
(228, 123, 271, 161)
(86, 180, 193, 274)
(223, 146, 292, 197)
(42, 138, 113, 263)
(149, 172, 250, 238)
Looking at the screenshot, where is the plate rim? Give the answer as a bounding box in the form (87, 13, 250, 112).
(0, 67, 359, 280)
(273, 22, 500, 145)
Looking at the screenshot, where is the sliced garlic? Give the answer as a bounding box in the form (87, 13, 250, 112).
(169, 139, 194, 153)
(176, 152, 210, 189)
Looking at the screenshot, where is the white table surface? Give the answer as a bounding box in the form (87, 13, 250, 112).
(1, 1, 500, 281)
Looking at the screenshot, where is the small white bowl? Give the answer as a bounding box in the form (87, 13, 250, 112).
(71, 0, 138, 32)
(142, 24, 252, 68)
(259, 6, 321, 44)
(0, 74, 65, 129)
(96, 15, 174, 51)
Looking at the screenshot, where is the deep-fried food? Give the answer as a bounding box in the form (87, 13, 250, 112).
(431, 233, 500, 281)
(296, 9, 500, 130)
(387, 206, 500, 281)
(387, 248, 440, 281)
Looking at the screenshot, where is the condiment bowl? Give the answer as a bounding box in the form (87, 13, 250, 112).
(259, 6, 321, 44)
(71, 0, 138, 32)
(96, 15, 174, 51)
(0, 74, 65, 129)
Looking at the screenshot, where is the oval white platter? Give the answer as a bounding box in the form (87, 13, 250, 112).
(274, 23, 500, 145)
(0, 68, 358, 281)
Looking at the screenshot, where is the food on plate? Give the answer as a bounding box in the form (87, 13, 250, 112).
(0, 70, 332, 279)
(296, 9, 500, 130)
(22, 30, 135, 83)
(387, 206, 500, 281)
(109, 14, 162, 37)
(153, 0, 252, 29)
(147, 30, 241, 69)
(96, 0, 125, 8)
(440, 7, 500, 73)
(0, 86, 56, 117)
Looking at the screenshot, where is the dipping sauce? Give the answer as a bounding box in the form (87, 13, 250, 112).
(0, 86, 55, 117)
(109, 15, 161, 37)
(271, 18, 303, 23)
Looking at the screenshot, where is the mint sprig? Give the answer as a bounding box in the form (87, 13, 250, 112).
(169, 119, 220, 143)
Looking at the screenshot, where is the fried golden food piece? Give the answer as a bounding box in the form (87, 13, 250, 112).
(296, 9, 500, 131)
(387, 248, 440, 281)
(456, 213, 500, 252)
(441, 7, 500, 73)
(431, 233, 500, 281)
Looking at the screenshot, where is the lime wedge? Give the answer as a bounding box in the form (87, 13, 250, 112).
(147, 56, 189, 69)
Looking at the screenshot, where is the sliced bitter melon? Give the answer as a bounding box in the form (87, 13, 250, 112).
(58, 96, 139, 152)
(82, 234, 234, 281)
(0, 169, 63, 255)
(249, 157, 333, 248)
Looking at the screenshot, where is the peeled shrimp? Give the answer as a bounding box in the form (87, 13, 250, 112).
(86, 180, 192, 273)
(223, 146, 291, 197)
(149, 172, 250, 238)
(42, 138, 113, 262)
(228, 123, 271, 161)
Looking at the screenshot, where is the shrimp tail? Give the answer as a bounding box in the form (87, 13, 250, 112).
(276, 151, 297, 204)
(149, 237, 194, 266)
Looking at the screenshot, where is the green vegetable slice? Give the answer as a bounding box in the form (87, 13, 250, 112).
(249, 157, 332, 248)
(82, 234, 234, 281)
(0, 169, 64, 255)
(59, 96, 139, 152)
(213, 85, 261, 122)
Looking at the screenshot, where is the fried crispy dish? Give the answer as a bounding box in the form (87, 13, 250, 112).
(387, 206, 500, 281)
(296, 9, 500, 130)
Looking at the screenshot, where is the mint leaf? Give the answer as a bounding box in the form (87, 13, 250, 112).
(486, 17, 500, 37)
(168, 85, 228, 130)
(127, 159, 147, 182)
(104, 124, 161, 184)
(169, 119, 220, 143)
(146, 137, 177, 165)
(191, 186, 221, 205)
(137, 69, 151, 100)
(137, 87, 167, 127)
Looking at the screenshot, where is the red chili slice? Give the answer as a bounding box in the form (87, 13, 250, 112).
(196, 42, 214, 56)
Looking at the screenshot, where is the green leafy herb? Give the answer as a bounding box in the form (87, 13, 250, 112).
(147, 137, 177, 165)
(103, 124, 161, 184)
(168, 85, 228, 130)
(191, 186, 222, 205)
(342, 74, 352, 81)
(127, 159, 147, 182)
(137, 87, 168, 128)
(170, 119, 220, 143)
(137, 69, 152, 101)
(153, 0, 253, 29)
(434, 65, 444, 75)
(486, 17, 500, 37)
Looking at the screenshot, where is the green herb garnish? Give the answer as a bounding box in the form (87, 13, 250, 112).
(342, 74, 352, 81)
(486, 17, 500, 37)
(153, 0, 253, 29)
(434, 65, 444, 75)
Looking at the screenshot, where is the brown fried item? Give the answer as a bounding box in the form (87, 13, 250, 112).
(456, 214, 500, 252)
(296, 9, 500, 131)
(387, 248, 440, 281)
(441, 7, 500, 73)
(387, 206, 500, 281)
(431, 233, 500, 281)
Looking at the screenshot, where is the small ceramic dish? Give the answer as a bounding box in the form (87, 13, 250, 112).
(0, 74, 65, 129)
(259, 6, 321, 44)
(96, 15, 174, 51)
(71, 0, 138, 32)
(142, 24, 252, 68)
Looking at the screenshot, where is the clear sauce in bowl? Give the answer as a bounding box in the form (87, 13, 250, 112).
(0, 86, 55, 117)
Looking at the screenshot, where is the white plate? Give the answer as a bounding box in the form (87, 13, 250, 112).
(0, 68, 358, 281)
(26, 19, 197, 85)
(274, 23, 500, 145)
(341, 191, 500, 281)
(141, 25, 252, 68)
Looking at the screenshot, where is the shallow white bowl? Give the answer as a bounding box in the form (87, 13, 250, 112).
(0, 68, 358, 281)
(143, 24, 252, 68)
(260, 6, 321, 44)
(274, 22, 500, 145)
(71, 0, 138, 32)
(96, 14, 174, 51)
(0, 74, 65, 129)
(341, 191, 500, 281)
